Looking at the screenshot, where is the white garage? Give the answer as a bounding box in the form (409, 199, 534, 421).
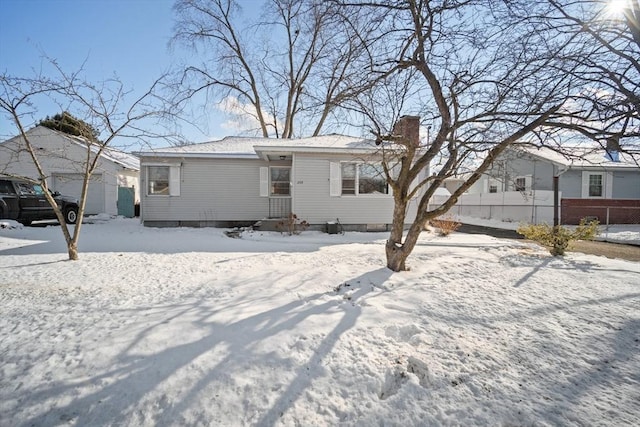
(52, 173, 105, 215)
(0, 126, 140, 217)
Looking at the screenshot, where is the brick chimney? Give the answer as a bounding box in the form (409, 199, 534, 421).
(605, 136, 620, 162)
(392, 115, 421, 147)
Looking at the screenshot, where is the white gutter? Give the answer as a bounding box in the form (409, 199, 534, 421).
(253, 145, 379, 154)
(136, 152, 260, 159)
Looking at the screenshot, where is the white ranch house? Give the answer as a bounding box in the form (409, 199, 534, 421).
(137, 118, 427, 230)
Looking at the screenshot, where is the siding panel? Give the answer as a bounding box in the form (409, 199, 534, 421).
(612, 171, 640, 198)
(142, 157, 269, 222)
(293, 153, 420, 225)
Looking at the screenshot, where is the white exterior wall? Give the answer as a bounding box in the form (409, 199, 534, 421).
(140, 157, 270, 223)
(140, 152, 426, 226)
(117, 170, 141, 203)
(0, 127, 137, 215)
(292, 152, 422, 225)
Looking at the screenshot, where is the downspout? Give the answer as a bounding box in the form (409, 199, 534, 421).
(553, 164, 570, 227)
(531, 159, 536, 224)
(291, 153, 295, 218)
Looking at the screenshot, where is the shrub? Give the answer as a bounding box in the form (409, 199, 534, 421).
(517, 219, 599, 256)
(276, 213, 309, 236)
(430, 216, 462, 236)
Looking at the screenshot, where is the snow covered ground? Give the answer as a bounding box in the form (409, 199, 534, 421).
(456, 215, 640, 245)
(1, 217, 639, 426)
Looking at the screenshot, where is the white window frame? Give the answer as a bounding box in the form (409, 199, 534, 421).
(581, 171, 612, 199)
(330, 161, 389, 197)
(588, 174, 603, 197)
(145, 163, 181, 197)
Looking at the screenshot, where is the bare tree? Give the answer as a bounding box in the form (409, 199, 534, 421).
(0, 63, 170, 260)
(512, 0, 640, 153)
(336, 0, 612, 271)
(172, 0, 388, 138)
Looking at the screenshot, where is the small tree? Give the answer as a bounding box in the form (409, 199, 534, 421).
(38, 111, 100, 142)
(0, 62, 171, 260)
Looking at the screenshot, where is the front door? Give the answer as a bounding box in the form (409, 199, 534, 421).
(269, 167, 291, 218)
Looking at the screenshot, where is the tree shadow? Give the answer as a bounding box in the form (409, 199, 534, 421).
(13, 268, 393, 426)
(513, 257, 553, 287)
(519, 318, 640, 425)
(0, 224, 367, 256)
(2, 258, 68, 268)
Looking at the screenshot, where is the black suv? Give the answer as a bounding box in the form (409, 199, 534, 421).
(0, 178, 80, 225)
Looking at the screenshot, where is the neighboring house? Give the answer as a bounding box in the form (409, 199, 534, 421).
(0, 126, 140, 216)
(137, 116, 427, 230)
(439, 142, 640, 225)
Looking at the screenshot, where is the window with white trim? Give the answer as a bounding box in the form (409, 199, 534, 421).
(581, 171, 612, 198)
(340, 162, 388, 195)
(148, 166, 169, 195)
(146, 165, 181, 196)
(588, 174, 603, 197)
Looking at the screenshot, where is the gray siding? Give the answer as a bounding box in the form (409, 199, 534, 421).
(484, 150, 556, 191)
(141, 152, 424, 226)
(560, 169, 640, 199)
(141, 157, 269, 222)
(559, 170, 583, 198)
(612, 170, 640, 198)
(292, 153, 420, 225)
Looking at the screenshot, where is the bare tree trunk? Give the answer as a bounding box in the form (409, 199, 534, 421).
(386, 221, 423, 272)
(385, 196, 407, 270)
(67, 242, 78, 261)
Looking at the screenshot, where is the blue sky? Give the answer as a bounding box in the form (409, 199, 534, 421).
(0, 0, 231, 146)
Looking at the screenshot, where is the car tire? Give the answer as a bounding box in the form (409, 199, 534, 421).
(64, 207, 78, 224)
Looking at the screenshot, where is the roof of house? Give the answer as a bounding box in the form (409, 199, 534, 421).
(137, 134, 380, 159)
(515, 145, 639, 170)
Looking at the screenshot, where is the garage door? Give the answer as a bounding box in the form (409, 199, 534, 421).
(53, 173, 105, 215)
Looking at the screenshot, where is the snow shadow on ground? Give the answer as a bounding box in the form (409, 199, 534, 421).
(14, 268, 393, 426)
(0, 219, 382, 256)
(507, 315, 640, 426)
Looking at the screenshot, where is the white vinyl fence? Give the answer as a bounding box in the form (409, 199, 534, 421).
(429, 190, 557, 225)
